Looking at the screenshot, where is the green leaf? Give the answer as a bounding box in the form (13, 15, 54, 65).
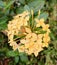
(45, 53, 53, 65)
(19, 53, 28, 63)
(24, 5, 30, 11)
(0, 33, 4, 42)
(38, 12, 49, 20)
(0, 16, 8, 24)
(36, 30, 46, 34)
(19, 0, 25, 4)
(6, 50, 19, 57)
(34, 27, 42, 31)
(0, 1, 6, 8)
(15, 56, 19, 63)
(0, 16, 8, 30)
(40, 30, 47, 34)
(16, 6, 24, 14)
(4, 0, 15, 10)
(0, 47, 9, 52)
(28, 0, 44, 13)
(34, 27, 46, 34)
(0, 23, 7, 30)
(50, 32, 56, 40)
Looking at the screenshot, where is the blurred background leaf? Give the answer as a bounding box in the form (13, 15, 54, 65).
(28, 0, 45, 13)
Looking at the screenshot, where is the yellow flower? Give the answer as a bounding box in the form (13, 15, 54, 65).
(35, 18, 45, 27)
(25, 40, 34, 49)
(25, 33, 37, 42)
(7, 10, 50, 57)
(37, 34, 43, 39)
(42, 24, 49, 31)
(20, 39, 29, 44)
(18, 45, 25, 52)
(25, 27, 31, 33)
(24, 41, 35, 55)
(42, 42, 49, 47)
(11, 41, 18, 50)
(34, 46, 43, 57)
(43, 33, 50, 43)
(33, 40, 43, 56)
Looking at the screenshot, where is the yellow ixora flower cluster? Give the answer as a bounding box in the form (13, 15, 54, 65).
(7, 10, 50, 57)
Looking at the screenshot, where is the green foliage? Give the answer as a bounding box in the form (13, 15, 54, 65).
(38, 12, 49, 20)
(6, 50, 19, 57)
(0, 16, 8, 30)
(4, 0, 15, 10)
(28, 0, 45, 13)
(0, 1, 6, 8)
(0, 0, 57, 65)
(19, 0, 25, 4)
(19, 53, 29, 63)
